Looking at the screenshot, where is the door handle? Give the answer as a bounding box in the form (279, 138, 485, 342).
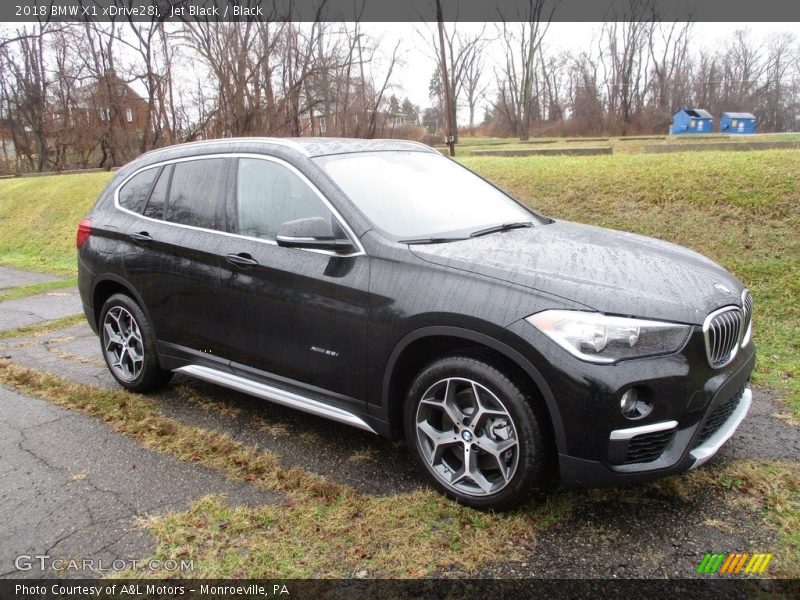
(129, 231, 153, 242)
(226, 252, 259, 267)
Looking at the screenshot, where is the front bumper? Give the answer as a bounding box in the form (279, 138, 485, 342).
(689, 387, 751, 469)
(557, 349, 754, 487)
(503, 317, 756, 487)
(559, 387, 751, 487)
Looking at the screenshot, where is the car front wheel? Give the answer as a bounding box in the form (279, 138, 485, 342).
(404, 355, 551, 510)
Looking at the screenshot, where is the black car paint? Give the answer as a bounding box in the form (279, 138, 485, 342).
(78, 137, 755, 487)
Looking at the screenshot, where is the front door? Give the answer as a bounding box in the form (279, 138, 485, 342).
(221, 156, 371, 406)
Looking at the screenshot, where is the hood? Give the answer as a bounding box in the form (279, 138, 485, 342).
(410, 220, 745, 325)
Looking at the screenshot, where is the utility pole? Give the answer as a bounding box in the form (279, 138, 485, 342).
(436, 0, 455, 156)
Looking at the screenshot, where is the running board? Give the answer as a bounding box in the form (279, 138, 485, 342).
(174, 364, 377, 435)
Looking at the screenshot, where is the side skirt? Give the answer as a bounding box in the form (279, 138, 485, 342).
(174, 364, 378, 435)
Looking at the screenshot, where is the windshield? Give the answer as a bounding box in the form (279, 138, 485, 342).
(314, 151, 540, 239)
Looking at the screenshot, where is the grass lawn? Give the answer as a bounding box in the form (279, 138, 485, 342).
(451, 132, 800, 155)
(0, 277, 78, 301)
(0, 150, 797, 413)
(0, 172, 111, 276)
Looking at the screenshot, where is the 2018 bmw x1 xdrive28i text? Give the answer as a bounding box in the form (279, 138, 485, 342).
(78, 138, 755, 510)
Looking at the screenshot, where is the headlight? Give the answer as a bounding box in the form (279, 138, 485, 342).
(526, 310, 691, 364)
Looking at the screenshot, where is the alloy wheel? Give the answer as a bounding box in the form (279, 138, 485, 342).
(415, 377, 520, 497)
(102, 306, 144, 382)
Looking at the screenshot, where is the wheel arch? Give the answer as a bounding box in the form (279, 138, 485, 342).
(381, 326, 566, 454)
(91, 275, 155, 336)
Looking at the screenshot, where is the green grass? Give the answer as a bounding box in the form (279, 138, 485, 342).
(0, 172, 111, 276)
(461, 150, 800, 414)
(0, 314, 86, 341)
(453, 132, 800, 156)
(0, 277, 77, 301)
(675, 460, 800, 578)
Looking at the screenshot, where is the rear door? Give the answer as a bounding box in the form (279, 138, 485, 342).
(122, 156, 235, 361)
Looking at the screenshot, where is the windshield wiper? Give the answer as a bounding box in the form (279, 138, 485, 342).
(470, 221, 534, 238)
(399, 236, 469, 245)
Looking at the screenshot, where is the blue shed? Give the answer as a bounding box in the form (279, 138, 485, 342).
(720, 112, 757, 134)
(669, 108, 713, 135)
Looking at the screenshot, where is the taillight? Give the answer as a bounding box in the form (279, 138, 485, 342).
(76, 218, 92, 248)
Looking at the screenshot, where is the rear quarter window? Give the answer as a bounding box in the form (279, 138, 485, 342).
(143, 165, 171, 220)
(118, 168, 158, 213)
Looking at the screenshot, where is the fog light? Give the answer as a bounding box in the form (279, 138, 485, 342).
(620, 387, 653, 420)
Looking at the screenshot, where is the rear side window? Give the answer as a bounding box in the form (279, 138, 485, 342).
(118, 168, 158, 213)
(236, 158, 332, 241)
(165, 158, 229, 230)
(143, 165, 171, 220)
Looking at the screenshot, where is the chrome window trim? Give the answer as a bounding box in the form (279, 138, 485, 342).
(609, 420, 678, 441)
(113, 152, 365, 258)
(277, 236, 318, 242)
(702, 305, 742, 369)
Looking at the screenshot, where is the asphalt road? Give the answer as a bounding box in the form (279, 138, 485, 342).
(0, 290, 83, 331)
(0, 267, 58, 290)
(0, 385, 279, 579)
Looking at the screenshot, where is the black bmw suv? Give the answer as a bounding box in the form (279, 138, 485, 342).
(78, 138, 755, 509)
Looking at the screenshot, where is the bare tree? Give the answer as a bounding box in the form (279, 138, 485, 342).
(117, 16, 176, 153)
(182, 20, 270, 136)
(495, 0, 556, 140)
(648, 20, 693, 116)
(421, 23, 490, 141)
(600, 4, 652, 131)
(49, 26, 88, 169)
(721, 30, 767, 110)
(0, 24, 52, 171)
(77, 20, 138, 167)
(759, 32, 798, 131)
(462, 46, 489, 131)
(2, 14, 800, 175)
(568, 51, 605, 134)
(539, 50, 569, 121)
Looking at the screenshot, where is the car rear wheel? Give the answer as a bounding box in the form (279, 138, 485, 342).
(404, 355, 551, 510)
(99, 293, 171, 393)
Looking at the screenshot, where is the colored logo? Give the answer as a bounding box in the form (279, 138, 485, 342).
(697, 552, 773, 575)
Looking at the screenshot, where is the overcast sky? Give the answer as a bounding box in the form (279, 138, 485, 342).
(2, 20, 797, 122)
(375, 22, 799, 117)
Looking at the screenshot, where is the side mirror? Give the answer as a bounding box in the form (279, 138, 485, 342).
(276, 217, 356, 253)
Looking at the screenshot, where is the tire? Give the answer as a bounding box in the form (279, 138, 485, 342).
(99, 293, 172, 393)
(404, 355, 551, 510)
